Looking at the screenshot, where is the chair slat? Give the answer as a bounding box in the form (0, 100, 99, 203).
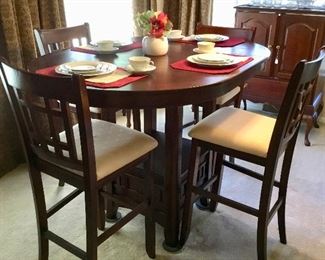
(34, 23, 91, 56)
(60, 101, 78, 161)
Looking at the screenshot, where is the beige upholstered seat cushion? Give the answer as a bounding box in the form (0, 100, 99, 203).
(60, 119, 158, 180)
(215, 86, 240, 105)
(189, 107, 276, 158)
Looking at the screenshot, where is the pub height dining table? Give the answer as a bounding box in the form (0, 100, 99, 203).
(29, 37, 270, 251)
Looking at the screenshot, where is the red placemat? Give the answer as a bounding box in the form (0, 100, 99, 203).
(170, 57, 254, 75)
(36, 66, 146, 89)
(175, 38, 246, 47)
(216, 38, 246, 47)
(71, 41, 142, 54)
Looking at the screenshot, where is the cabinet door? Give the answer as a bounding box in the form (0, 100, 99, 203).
(235, 11, 277, 77)
(275, 14, 325, 80)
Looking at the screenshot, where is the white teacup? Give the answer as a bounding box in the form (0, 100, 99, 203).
(129, 56, 154, 71)
(96, 40, 114, 50)
(169, 29, 182, 38)
(197, 41, 215, 52)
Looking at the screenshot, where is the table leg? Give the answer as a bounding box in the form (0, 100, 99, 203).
(143, 108, 157, 134)
(100, 108, 117, 123)
(132, 109, 141, 131)
(163, 106, 183, 252)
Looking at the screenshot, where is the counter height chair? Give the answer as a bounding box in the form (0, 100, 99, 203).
(33, 23, 91, 55)
(180, 47, 325, 260)
(0, 59, 158, 259)
(192, 23, 256, 123)
(196, 23, 256, 42)
(33, 23, 134, 128)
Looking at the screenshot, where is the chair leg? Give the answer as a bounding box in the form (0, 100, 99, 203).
(97, 190, 106, 231)
(85, 191, 98, 259)
(28, 166, 49, 259)
(193, 105, 200, 124)
(180, 143, 201, 246)
(105, 182, 121, 222)
(209, 152, 224, 212)
(243, 99, 247, 110)
(144, 155, 156, 258)
(278, 131, 298, 244)
(304, 116, 313, 146)
(257, 165, 277, 260)
(257, 217, 268, 260)
(228, 155, 235, 164)
(133, 109, 141, 131)
(126, 109, 132, 128)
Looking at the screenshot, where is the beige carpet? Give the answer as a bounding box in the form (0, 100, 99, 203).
(0, 106, 324, 260)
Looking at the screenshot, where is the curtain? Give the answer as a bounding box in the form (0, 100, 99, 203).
(0, 0, 66, 176)
(132, 0, 213, 36)
(0, 0, 66, 68)
(164, 0, 213, 35)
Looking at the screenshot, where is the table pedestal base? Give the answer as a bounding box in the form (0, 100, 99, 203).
(105, 211, 122, 223)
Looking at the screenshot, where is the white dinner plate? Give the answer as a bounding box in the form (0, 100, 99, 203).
(194, 34, 229, 42)
(55, 61, 117, 77)
(187, 54, 247, 68)
(126, 64, 156, 75)
(66, 64, 98, 73)
(194, 53, 235, 64)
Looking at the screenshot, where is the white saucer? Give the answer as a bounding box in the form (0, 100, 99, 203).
(167, 35, 185, 41)
(126, 64, 156, 75)
(92, 46, 119, 54)
(193, 48, 217, 54)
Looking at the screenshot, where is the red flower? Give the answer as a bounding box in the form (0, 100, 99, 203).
(149, 12, 169, 38)
(136, 10, 173, 38)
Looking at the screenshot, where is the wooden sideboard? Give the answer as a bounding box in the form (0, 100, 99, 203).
(235, 5, 325, 145)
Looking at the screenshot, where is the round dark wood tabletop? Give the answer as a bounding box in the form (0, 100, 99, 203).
(29, 41, 270, 109)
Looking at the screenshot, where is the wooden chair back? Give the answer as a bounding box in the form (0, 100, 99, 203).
(196, 23, 256, 42)
(0, 58, 96, 184)
(34, 23, 91, 56)
(269, 46, 325, 158)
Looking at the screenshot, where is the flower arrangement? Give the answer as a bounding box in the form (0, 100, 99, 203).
(136, 10, 173, 38)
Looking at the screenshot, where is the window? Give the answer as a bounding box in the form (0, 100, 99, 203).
(64, 0, 134, 42)
(212, 0, 250, 27)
